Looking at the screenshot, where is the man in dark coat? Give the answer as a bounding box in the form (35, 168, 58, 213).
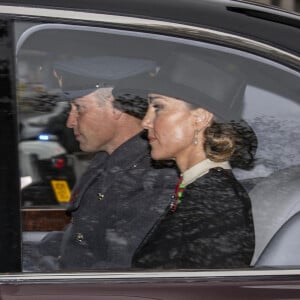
(36, 85, 178, 270)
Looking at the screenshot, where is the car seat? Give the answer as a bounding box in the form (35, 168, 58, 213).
(249, 165, 300, 266)
(256, 210, 300, 266)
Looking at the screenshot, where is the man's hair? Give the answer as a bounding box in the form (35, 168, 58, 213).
(94, 87, 114, 105)
(94, 88, 148, 120)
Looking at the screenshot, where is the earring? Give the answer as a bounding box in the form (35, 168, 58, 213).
(193, 129, 199, 145)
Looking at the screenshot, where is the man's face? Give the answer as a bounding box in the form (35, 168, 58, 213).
(66, 89, 118, 153)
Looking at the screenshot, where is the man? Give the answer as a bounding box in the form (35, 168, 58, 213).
(38, 84, 178, 270)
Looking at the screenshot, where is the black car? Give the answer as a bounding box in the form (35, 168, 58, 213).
(0, 0, 300, 299)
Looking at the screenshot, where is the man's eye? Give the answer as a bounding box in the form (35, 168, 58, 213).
(74, 104, 82, 113)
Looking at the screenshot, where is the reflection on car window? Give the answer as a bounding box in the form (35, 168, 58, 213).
(15, 21, 300, 272)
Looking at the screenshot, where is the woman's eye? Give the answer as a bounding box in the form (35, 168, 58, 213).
(153, 104, 163, 112)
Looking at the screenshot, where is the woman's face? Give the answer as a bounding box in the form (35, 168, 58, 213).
(142, 94, 196, 162)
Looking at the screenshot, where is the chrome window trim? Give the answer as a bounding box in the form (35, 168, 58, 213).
(1, 269, 300, 283)
(1, 4, 300, 279)
(1, 5, 299, 69)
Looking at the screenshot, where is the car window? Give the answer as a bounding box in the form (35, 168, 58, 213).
(14, 21, 300, 272)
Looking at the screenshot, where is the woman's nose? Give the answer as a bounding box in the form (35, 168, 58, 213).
(142, 110, 153, 129)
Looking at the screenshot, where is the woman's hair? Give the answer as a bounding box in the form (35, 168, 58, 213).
(204, 122, 236, 162)
(204, 120, 258, 169)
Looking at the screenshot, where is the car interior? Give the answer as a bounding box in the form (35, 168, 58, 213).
(15, 21, 300, 271)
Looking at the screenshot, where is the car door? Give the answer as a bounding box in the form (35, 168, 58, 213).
(0, 1, 300, 299)
(0, 17, 21, 273)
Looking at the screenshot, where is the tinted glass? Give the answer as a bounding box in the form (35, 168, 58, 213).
(15, 22, 300, 271)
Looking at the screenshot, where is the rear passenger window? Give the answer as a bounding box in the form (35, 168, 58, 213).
(15, 21, 300, 271)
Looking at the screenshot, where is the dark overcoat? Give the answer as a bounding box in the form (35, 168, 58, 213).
(39, 132, 178, 270)
(132, 168, 255, 269)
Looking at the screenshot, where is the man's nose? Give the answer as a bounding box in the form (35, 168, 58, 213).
(66, 109, 77, 128)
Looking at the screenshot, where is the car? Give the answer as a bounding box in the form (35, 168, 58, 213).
(20, 137, 76, 206)
(18, 99, 77, 206)
(0, 0, 299, 298)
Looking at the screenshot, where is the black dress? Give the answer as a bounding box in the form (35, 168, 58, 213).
(132, 168, 255, 269)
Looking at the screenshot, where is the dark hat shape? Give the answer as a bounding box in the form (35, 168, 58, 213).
(52, 56, 157, 100)
(113, 52, 246, 121)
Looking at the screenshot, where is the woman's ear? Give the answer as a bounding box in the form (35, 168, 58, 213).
(194, 108, 213, 128)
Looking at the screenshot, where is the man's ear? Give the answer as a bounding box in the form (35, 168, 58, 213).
(193, 108, 213, 128)
(110, 97, 123, 120)
(112, 107, 123, 120)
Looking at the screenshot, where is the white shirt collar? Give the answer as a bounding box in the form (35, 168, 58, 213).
(182, 159, 231, 186)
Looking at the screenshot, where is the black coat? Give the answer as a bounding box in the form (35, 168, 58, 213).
(39, 132, 178, 270)
(132, 168, 255, 269)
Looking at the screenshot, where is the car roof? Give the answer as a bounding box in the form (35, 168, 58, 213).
(0, 0, 299, 55)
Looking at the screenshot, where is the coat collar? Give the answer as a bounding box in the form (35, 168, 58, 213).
(68, 131, 149, 210)
(104, 131, 149, 170)
(182, 159, 231, 186)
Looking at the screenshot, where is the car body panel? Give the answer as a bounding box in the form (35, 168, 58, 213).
(0, 18, 21, 273)
(2, 271, 300, 299)
(0, 0, 299, 54)
(0, 0, 300, 298)
(0, 1, 299, 68)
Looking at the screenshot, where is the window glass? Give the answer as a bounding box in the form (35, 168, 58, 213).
(15, 21, 300, 271)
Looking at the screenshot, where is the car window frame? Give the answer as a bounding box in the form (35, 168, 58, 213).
(0, 3, 300, 283)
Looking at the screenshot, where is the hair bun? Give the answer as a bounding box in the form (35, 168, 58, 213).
(230, 120, 257, 170)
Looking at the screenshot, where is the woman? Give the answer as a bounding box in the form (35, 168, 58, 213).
(132, 93, 255, 269)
